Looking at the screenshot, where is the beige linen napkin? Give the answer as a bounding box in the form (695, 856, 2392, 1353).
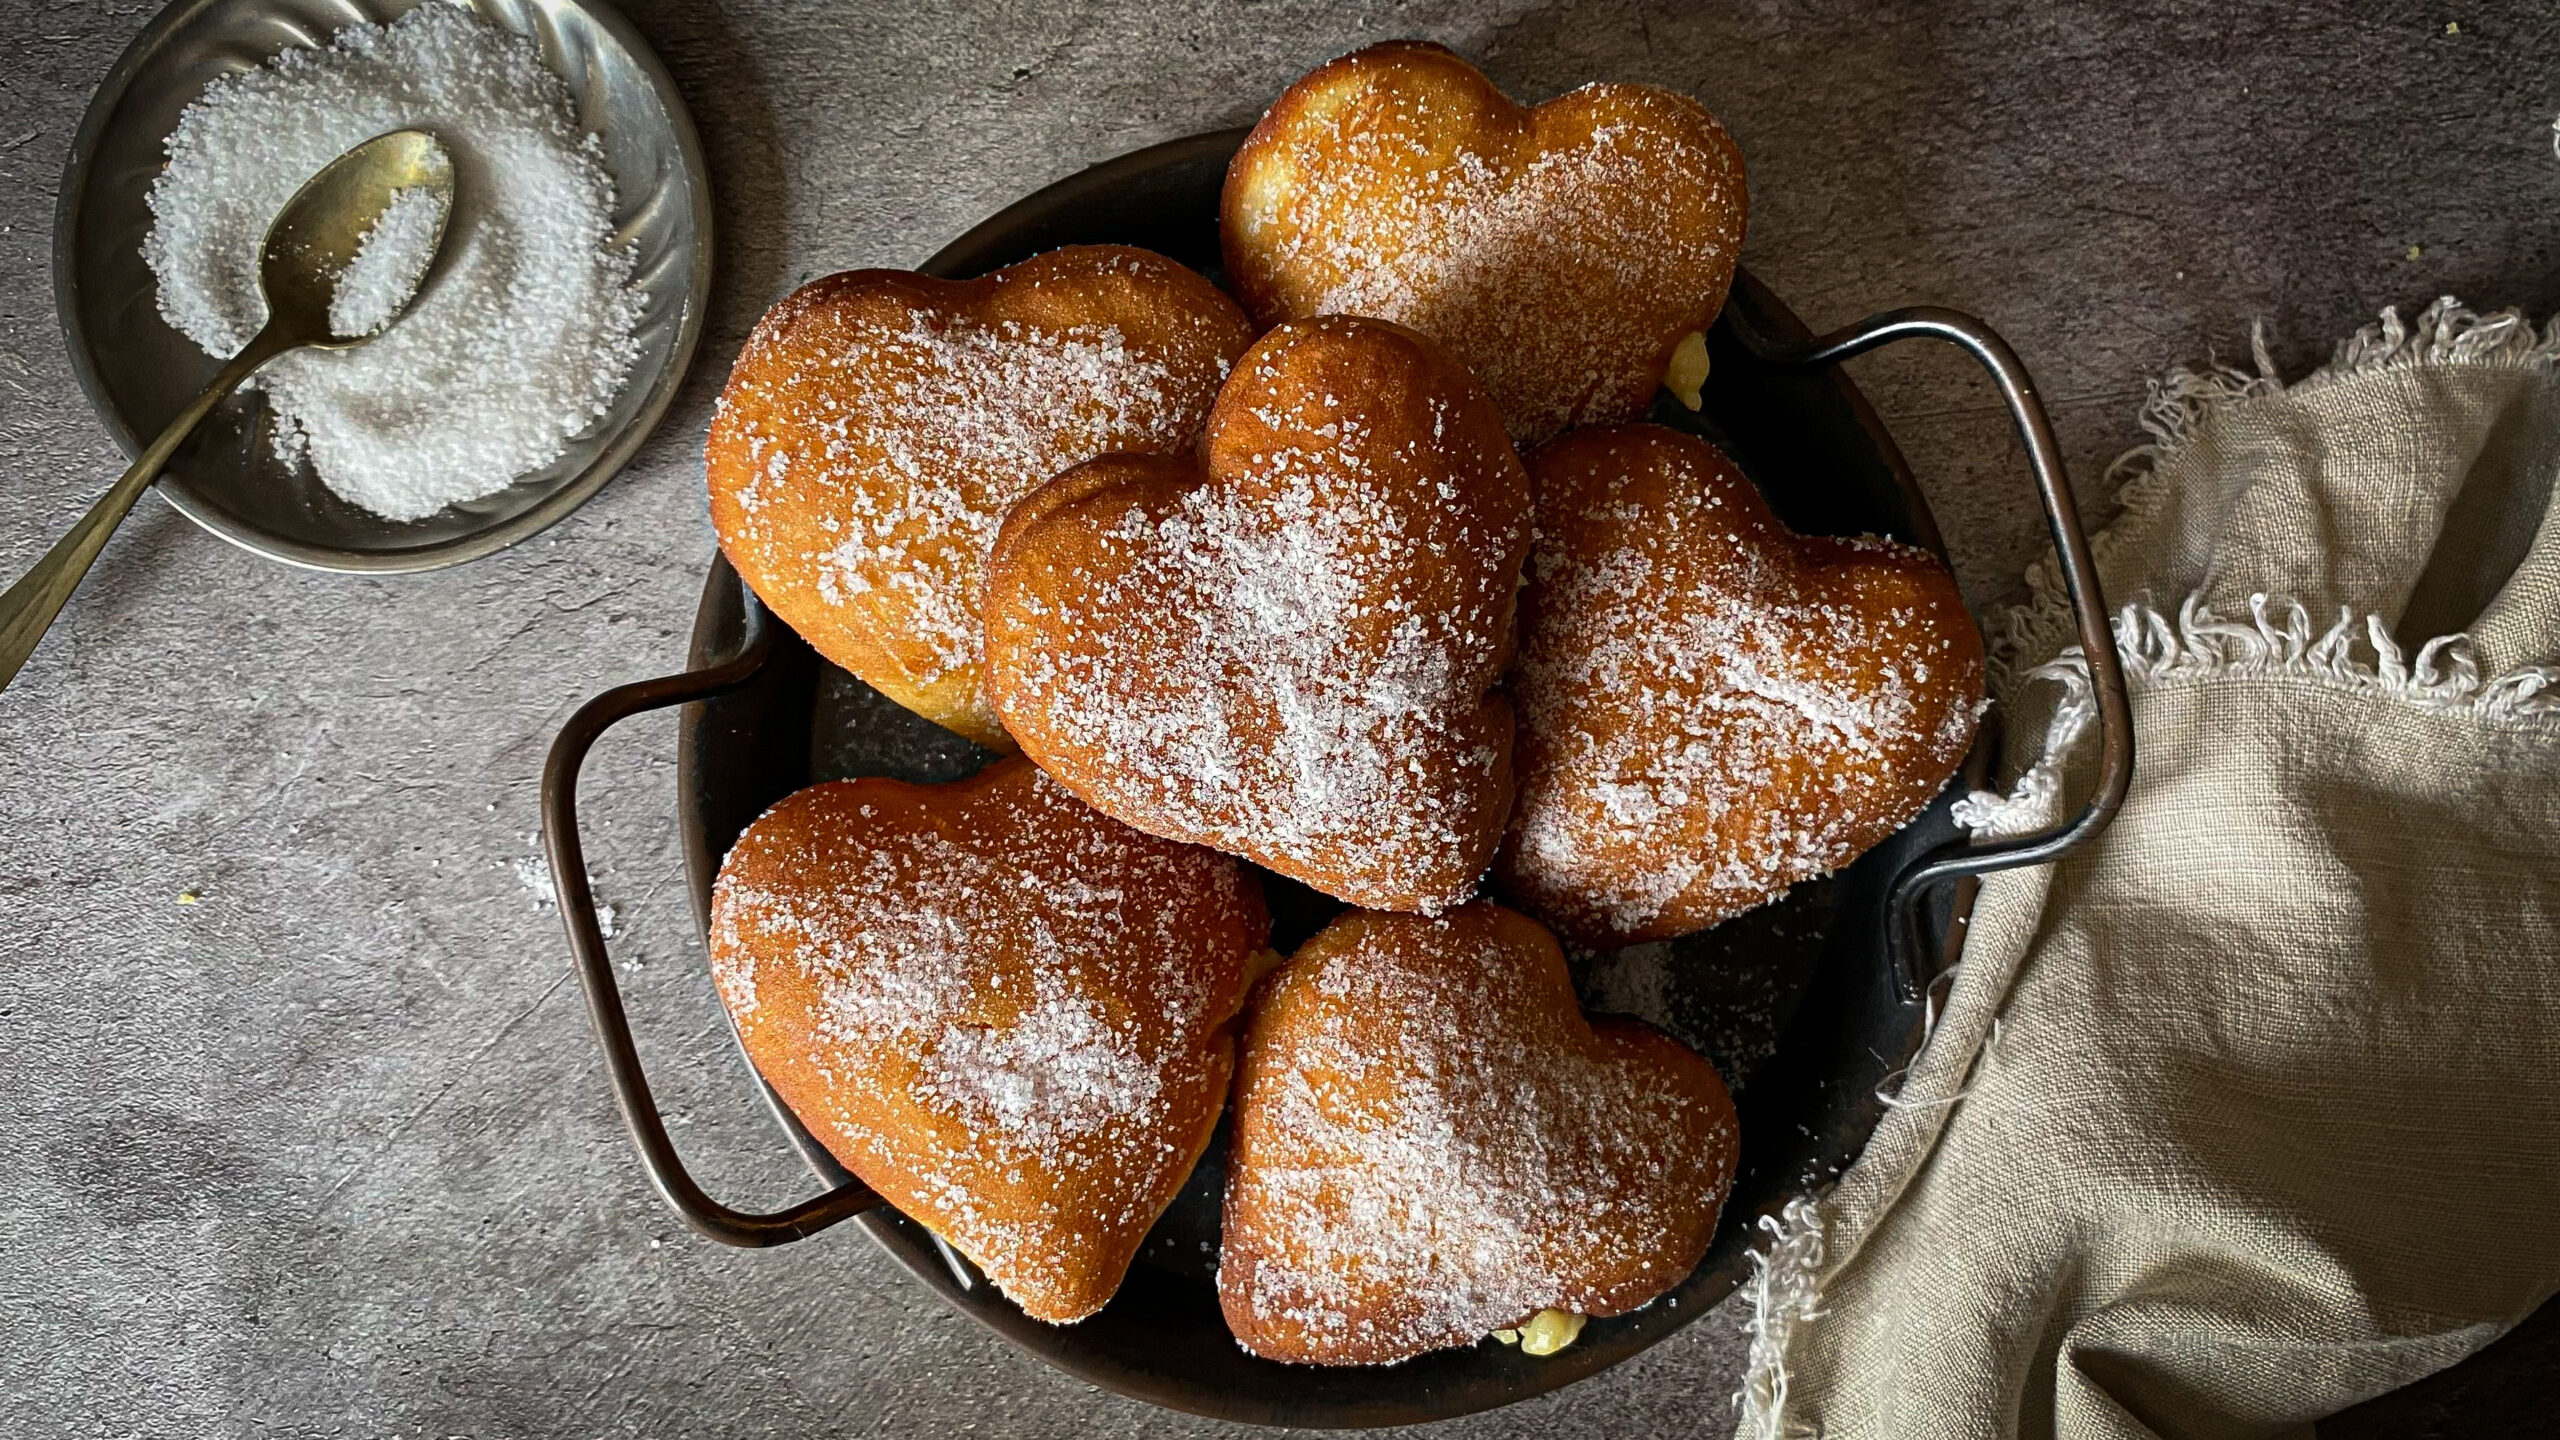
(1736, 298, 2560, 1440)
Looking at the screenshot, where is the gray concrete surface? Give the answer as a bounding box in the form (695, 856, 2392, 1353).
(3, 2, 2556, 1436)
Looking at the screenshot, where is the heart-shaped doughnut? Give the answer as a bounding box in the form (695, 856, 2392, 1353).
(1219, 902, 1738, 1366)
(708, 245, 1254, 749)
(983, 315, 1532, 914)
(1222, 41, 1747, 447)
(708, 756, 1270, 1324)
(1497, 424, 1984, 949)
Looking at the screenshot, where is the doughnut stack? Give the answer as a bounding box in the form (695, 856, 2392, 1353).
(702, 42, 1981, 1364)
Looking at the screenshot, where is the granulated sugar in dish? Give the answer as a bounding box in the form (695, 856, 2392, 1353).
(144, 2, 644, 522)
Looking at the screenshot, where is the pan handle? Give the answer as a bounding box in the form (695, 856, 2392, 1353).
(540, 596, 884, 1245)
(1736, 307, 2135, 1002)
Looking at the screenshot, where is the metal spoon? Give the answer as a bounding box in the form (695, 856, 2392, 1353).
(0, 128, 455, 693)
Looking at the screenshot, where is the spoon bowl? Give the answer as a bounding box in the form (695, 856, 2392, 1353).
(262, 128, 455, 350)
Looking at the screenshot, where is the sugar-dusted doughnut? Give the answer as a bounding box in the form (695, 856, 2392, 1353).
(1498, 424, 1984, 948)
(982, 315, 1531, 914)
(707, 756, 1270, 1323)
(1222, 41, 1746, 447)
(708, 246, 1254, 748)
(1219, 902, 1738, 1366)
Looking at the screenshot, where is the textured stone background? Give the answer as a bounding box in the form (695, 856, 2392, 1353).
(2, 1, 2555, 1436)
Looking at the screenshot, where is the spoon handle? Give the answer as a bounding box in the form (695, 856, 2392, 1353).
(0, 327, 293, 694)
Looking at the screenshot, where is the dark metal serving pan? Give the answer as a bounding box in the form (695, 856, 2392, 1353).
(542, 127, 2131, 1427)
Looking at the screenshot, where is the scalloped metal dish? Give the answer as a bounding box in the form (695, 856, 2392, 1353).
(671, 130, 1969, 1427)
(53, 0, 710, 573)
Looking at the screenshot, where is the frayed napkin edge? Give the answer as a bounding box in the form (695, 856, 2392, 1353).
(1992, 296, 2560, 694)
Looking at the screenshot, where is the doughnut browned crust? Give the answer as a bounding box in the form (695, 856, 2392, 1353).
(982, 315, 1532, 914)
(707, 757, 1270, 1324)
(1219, 902, 1738, 1366)
(1221, 40, 1747, 448)
(707, 246, 1254, 749)
(1497, 425, 1985, 949)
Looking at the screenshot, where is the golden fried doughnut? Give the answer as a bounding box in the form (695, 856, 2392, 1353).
(707, 246, 1254, 748)
(1498, 424, 1984, 948)
(707, 756, 1269, 1323)
(1219, 902, 1738, 1366)
(1222, 41, 1746, 447)
(982, 315, 1531, 914)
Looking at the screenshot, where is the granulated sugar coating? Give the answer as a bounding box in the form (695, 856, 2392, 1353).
(1218, 904, 1739, 1366)
(1223, 41, 1747, 447)
(983, 316, 1533, 915)
(144, 2, 642, 521)
(1497, 425, 1984, 949)
(707, 758, 1269, 1324)
(705, 249, 1253, 749)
